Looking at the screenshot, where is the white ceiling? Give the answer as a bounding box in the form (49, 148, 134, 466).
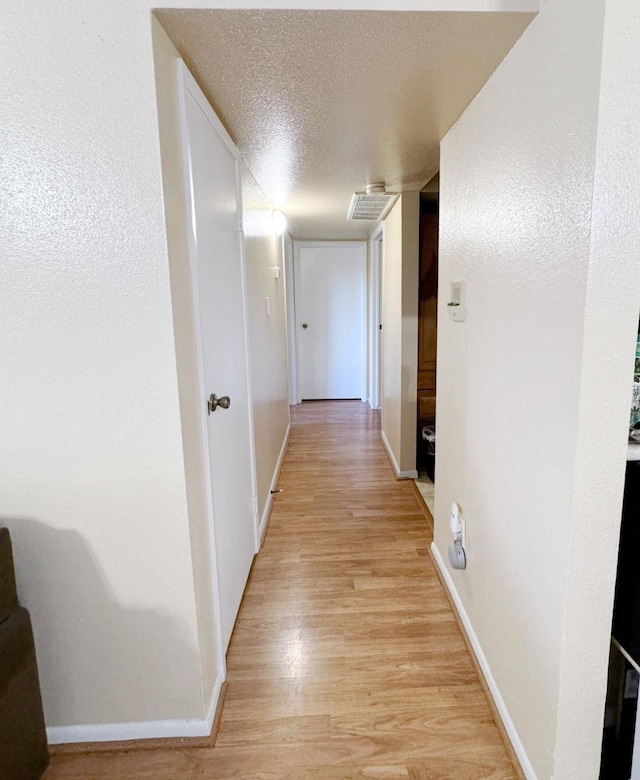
(155, 9, 534, 239)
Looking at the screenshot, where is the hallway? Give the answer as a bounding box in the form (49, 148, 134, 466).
(47, 402, 517, 779)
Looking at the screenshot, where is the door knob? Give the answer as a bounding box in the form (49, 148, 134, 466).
(208, 394, 231, 415)
(302, 323, 308, 329)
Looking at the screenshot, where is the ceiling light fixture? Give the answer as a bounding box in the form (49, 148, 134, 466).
(271, 209, 287, 236)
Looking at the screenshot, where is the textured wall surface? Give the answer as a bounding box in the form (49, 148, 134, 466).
(242, 206, 290, 516)
(1, 3, 203, 728)
(551, 1, 640, 776)
(399, 193, 420, 473)
(381, 193, 419, 475)
(381, 198, 404, 464)
(433, 0, 637, 776)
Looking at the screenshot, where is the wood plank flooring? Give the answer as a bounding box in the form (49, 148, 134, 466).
(45, 401, 517, 779)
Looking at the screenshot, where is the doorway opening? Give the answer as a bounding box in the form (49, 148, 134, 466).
(414, 186, 439, 518)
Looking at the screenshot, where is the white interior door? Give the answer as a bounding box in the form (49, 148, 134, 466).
(295, 242, 366, 401)
(180, 63, 257, 652)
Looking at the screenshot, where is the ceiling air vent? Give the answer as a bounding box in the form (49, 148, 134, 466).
(347, 183, 397, 221)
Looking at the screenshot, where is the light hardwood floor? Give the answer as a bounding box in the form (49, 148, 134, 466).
(46, 401, 517, 779)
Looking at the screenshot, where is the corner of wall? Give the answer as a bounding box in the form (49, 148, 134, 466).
(400, 192, 420, 474)
(433, 0, 614, 776)
(380, 193, 419, 479)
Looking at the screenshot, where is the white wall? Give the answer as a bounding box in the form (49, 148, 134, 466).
(1, 4, 204, 732)
(552, 1, 640, 775)
(434, 0, 640, 777)
(381, 193, 420, 477)
(243, 215, 290, 519)
(1, 0, 292, 738)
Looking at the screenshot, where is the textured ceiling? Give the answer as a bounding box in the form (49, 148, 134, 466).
(155, 10, 534, 239)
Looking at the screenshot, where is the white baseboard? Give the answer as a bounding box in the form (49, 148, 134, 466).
(380, 428, 418, 480)
(46, 670, 224, 745)
(259, 423, 291, 544)
(430, 542, 536, 780)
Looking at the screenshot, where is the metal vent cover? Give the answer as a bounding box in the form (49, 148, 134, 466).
(347, 191, 397, 221)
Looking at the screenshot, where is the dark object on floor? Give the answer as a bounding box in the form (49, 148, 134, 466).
(0, 528, 49, 780)
(420, 425, 436, 482)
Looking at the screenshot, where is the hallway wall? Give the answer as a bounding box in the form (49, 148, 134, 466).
(381, 193, 420, 477)
(434, 0, 640, 776)
(243, 220, 290, 520)
(1, 3, 204, 736)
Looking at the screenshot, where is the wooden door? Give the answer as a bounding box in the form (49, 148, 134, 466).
(417, 212, 439, 425)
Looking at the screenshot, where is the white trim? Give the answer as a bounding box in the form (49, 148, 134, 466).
(283, 233, 298, 405)
(368, 230, 383, 409)
(380, 429, 418, 479)
(47, 671, 224, 745)
(430, 543, 537, 780)
(259, 423, 291, 543)
(235, 165, 261, 555)
(154, 1, 540, 13)
(371, 225, 384, 242)
(360, 243, 367, 404)
(156, 1, 539, 11)
(179, 61, 240, 160)
(292, 242, 302, 404)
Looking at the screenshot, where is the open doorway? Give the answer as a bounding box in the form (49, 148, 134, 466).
(414, 183, 439, 517)
(601, 320, 640, 777)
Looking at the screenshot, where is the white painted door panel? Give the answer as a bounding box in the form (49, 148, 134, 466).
(181, 66, 257, 652)
(296, 243, 366, 400)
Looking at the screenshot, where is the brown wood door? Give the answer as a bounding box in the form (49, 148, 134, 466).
(417, 212, 438, 425)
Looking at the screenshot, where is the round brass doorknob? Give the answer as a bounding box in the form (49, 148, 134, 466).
(208, 394, 231, 414)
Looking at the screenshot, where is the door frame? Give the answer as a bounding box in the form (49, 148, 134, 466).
(369, 226, 383, 409)
(283, 233, 298, 406)
(177, 60, 259, 668)
(292, 240, 367, 404)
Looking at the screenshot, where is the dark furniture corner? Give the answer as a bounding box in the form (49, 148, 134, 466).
(0, 528, 49, 780)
